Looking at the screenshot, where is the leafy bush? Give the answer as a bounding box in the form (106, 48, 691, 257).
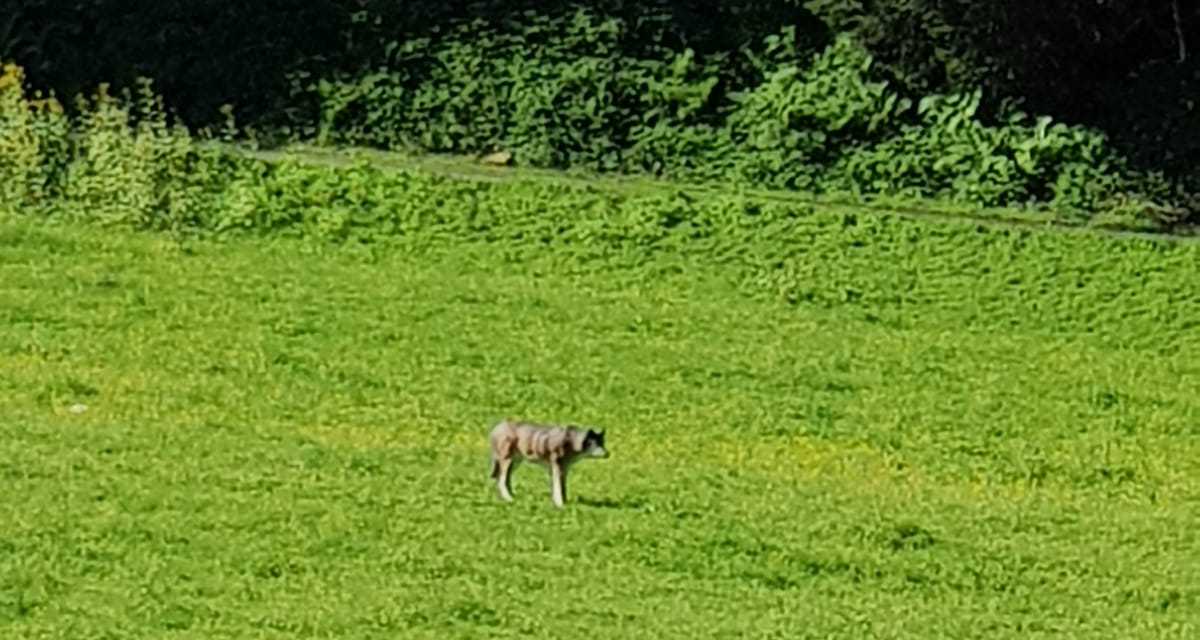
(721, 33, 910, 190)
(301, 9, 730, 176)
(829, 92, 1114, 208)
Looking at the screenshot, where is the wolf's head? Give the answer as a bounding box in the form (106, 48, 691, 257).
(582, 429, 610, 459)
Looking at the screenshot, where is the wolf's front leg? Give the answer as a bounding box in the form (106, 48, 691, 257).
(550, 461, 566, 508)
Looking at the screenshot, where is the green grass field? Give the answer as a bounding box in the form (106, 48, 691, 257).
(2, 218, 1198, 639)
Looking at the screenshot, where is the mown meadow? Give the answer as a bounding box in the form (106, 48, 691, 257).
(2, 203, 1198, 638)
(2, 7, 1200, 634)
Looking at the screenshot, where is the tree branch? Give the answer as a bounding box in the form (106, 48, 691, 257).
(1172, 0, 1187, 62)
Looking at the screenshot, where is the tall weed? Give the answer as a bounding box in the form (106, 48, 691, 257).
(0, 62, 69, 213)
(1, 61, 249, 230)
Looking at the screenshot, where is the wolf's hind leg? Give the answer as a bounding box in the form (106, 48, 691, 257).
(496, 458, 515, 502)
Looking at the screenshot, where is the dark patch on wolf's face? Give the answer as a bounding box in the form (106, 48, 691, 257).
(583, 429, 609, 458)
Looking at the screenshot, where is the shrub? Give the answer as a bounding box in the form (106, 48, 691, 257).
(721, 33, 910, 190)
(300, 9, 729, 176)
(0, 61, 249, 230)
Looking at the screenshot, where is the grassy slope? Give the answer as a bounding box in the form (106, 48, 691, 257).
(1, 219, 1198, 639)
(221, 142, 1200, 243)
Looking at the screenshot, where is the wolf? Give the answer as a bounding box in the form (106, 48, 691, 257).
(488, 419, 610, 508)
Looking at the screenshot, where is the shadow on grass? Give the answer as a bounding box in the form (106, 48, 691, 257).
(575, 495, 649, 511)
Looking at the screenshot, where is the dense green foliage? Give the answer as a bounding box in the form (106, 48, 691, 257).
(298, 15, 1189, 223)
(7, 1, 1195, 162)
(3, 2, 1196, 226)
(2, 219, 1198, 638)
